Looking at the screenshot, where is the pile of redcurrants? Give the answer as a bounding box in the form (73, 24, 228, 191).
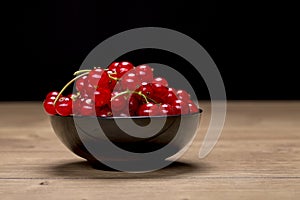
(43, 61, 199, 117)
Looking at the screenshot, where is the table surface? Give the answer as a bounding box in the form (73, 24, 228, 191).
(0, 101, 299, 200)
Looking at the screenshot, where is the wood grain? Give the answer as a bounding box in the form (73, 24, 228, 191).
(0, 101, 300, 200)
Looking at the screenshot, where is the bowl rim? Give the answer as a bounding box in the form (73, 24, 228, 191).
(50, 108, 203, 120)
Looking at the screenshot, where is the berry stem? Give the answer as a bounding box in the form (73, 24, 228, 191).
(110, 90, 157, 104)
(73, 69, 91, 76)
(135, 92, 158, 104)
(53, 72, 90, 105)
(108, 71, 120, 81)
(110, 89, 131, 101)
(134, 91, 150, 103)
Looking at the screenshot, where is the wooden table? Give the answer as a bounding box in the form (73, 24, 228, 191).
(0, 101, 299, 200)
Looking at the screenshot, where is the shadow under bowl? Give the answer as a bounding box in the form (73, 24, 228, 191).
(49, 109, 202, 168)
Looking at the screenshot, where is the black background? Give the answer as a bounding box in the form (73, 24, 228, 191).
(1, 1, 299, 101)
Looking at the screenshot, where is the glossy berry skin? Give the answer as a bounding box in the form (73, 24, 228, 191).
(55, 97, 73, 116)
(43, 99, 57, 115)
(132, 84, 149, 104)
(138, 103, 160, 116)
(115, 61, 134, 78)
(100, 70, 117, 91)
(43, 91, 60, 115)
(171, 99, 189, 115)
(79, 98, 95, 116)
(72, 97, 84, 115)
(136, 83, 154, 97)
(152, 77, 168, 87)
(46, 91, 59, 100)
(188, 100, 199, 113)
(157, 103, 174, 116)
(108, 62, 119, 72)
(176, 90, 190, 101)
(118, 112, 129, 117)
(87, 68, 105, 87)
(168, 88, 177, 95)
(151, 83, 169, 103)
(110, 92, 127, 113)
(128, 95, 140, 116)
(137, 103, 175, 116)
(75, 75, 88, 92)
(83, 83, 96, 97)
(136, 64, 153, 83)
(120, 71, 141, 91)
(163, 90, 178, 104)
(93, 88, 111, 107)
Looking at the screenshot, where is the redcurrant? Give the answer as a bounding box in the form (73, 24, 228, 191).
(115, 61, 134, 78)
(171, 99, 189, 115)
(55, 96, 73, 116)
(176, 89, 190, 101)
(188, 100, 199, 113)
(136, 64, 154, 83)
(152, 77, 168, 87)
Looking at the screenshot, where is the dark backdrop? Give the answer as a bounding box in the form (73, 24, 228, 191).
(1, 1, 299, 101)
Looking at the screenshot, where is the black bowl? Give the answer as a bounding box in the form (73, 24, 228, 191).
(49, 109, 202, 170)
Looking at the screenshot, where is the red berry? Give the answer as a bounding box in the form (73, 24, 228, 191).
(188, 100, 199, 113)
(136, 64, 154, 83)
(48, 96, 57, 102)
(68, 93, 78, 100)
(46, 91, 59, 100)
(83, 69, 112, 92)
(75, 75, 88, 92)
(164, 90, 178, 104)
(151, 83, 169, 103)
(79, 98, 95, 116)
(43, 99, 57, 115)
(168, 87, 177, 95)
(136, 83, 154, 97)
(87, 68, 107, 87)
(118, 112, 129, 117)
(99, 70, 117, 91)
(93, 88, 111, 107)
(120, 70, 141, 90)
(43, 91, 61, 115)
(72, 97, 84, 115)
(152, 77, 168, 87)
(138, 103, 160, 116)
(108, 62, 119, 71)
(115, 61, 134, 78)
(112, 82, 123, 92)
(157, 103, 174, 116)
(171, 99, 189, 115)
(80, 92, 89, 99)
(110, 92, 127, 113)
(55, 96, 73, 116)
(176, 89, 190, 101)
(128, 94, 140, 116)
(83, 83, 96, 97)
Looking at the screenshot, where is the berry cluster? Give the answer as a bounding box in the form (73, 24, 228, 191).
(43, 61, 199, 117)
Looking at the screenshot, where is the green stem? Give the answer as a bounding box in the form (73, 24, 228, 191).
(110, 90, 157, 104)
(73, 69, 91, 76)
(53, 72, 90, 105)
(108, 71, 120, 81)
(133, 91, 150, 103)
(140, 93, 158, 104)
(110, 89, 131, 101)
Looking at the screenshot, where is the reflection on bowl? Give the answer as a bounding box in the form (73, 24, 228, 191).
(49, 109, 202, 170)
